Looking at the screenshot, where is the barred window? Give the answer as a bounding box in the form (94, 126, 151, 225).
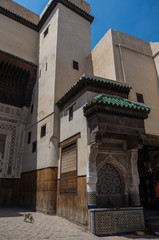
(136, 93, 144, 103)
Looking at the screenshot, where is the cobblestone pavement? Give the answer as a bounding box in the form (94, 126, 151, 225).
(0, 208, 158, 240)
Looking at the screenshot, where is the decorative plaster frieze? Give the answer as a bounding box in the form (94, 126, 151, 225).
(0, 103, 29, 178)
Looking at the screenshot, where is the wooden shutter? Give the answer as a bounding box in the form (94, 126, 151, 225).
(60, 142, 77, 194)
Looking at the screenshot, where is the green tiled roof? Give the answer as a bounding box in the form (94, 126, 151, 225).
(84, 94, 150, 112)
(83, 94, 151, 119)
(57, 74, 131, 107)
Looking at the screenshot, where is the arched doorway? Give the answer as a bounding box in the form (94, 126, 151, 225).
(96, 163, 124, 208)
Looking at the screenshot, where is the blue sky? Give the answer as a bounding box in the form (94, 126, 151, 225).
(14, 0, 159, 49)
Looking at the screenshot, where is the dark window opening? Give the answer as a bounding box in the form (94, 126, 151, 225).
(46, 63, 48, 71)
(32, 141, 37, 153)
(27, 131, 31, 144)
(69, 106, 73, 121)
(44, 26, 49, 38)
(73, 61, 79, 70)
(41, 125, 46, 138)
(136, 93, 144, 103)
(31, 104, 34, 113)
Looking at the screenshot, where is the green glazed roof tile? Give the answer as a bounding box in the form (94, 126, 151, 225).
(84, 93, 151, 112)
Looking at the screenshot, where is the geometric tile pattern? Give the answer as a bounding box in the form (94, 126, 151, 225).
(97, 163, 122, 194)
(90, 207, 145, 236)
(0, 122, 17, 176)
(97, 163, 123, 208)
(87, 192, 96, 209)
(0, 103, 27, 178)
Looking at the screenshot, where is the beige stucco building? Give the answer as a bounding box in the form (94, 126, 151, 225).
(0, 0, 159, 236)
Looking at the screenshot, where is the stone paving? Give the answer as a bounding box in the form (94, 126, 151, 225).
(0, 208, 158, 240)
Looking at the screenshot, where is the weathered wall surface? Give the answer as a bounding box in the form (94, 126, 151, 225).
(57, 92, 98, 224)
(55, 3, 91, 102)
(111, 30, 159, 136)
(91, 29, 116, 80)
(0, 168, 57, 214)
(38, 7, 59, 119)
(23, 6, 59, 173)
(23, 0, 92, 173)
(57, 177, 88, 225)
(0, 0, 39, 24)
(91, 29, 159, 137)
(0, 14, 39, 64)
(0, 178, 14, 206)
(150, 42, 159, 83)
(59, 92, 97, 177)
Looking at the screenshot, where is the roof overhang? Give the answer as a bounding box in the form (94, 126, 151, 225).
(84, 94, 151, 147)
(83, 94, 150, 120)
(57, 74, 131, 110)
(0, 50, 37, 108)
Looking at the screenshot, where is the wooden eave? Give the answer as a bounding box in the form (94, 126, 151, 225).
(83, 102, 149, 120)
(0, 51, 37, 108)
(57, 76, 131, 110)
(0, 50, 37, 68)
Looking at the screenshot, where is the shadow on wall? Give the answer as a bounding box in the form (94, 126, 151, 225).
(17, 75, 38, 212)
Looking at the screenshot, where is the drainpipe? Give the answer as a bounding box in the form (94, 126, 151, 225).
(118, 44, 127, 83)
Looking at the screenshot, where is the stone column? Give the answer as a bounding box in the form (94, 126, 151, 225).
(129, 149, 141, 206)
(87, 144, 98, 209)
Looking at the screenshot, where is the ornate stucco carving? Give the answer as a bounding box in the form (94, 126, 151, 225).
(0, 103, 29, 178)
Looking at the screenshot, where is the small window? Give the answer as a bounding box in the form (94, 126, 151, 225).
(44, 26, 49, 38)
(41, 125, 46, 138)
(73, 61, 79, 70)
(46, 63, 48, 71)
(31, 104, 34, 114)
(32, 141, 37, 153)
(136, 93, 144, 103)
(69, 106, 73, 121)
(27, 131, 31, 144)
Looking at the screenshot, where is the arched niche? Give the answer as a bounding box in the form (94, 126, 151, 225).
(96, 162, 127, 208)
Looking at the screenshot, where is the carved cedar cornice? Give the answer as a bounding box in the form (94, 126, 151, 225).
(0, 51, 37, 108)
